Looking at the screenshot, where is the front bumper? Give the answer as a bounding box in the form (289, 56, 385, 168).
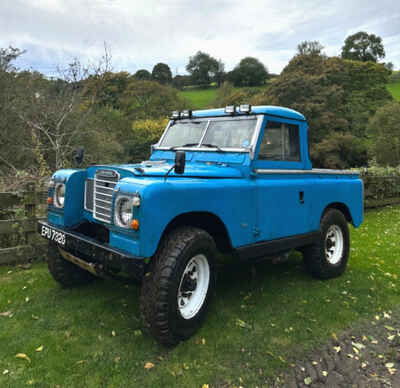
(37, 220, 146, 280)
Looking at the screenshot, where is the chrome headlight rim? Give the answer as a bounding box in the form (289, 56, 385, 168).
(114, 196, 133, 228)
(53, 183, 65, 208)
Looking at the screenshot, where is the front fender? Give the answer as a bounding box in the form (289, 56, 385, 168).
(130, 178, 255, 258)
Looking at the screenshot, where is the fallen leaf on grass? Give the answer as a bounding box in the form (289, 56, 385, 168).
(111, 330, 116, 337)
(15, 353, 31, 363)
(322, 371, 328, 377)
(76, 360, 87, 365)
(385, 363, 395, 369)
(331, 332, 338, 342)
(388, 335, 395, 341)
(304, 377, 312, 385)
(35, 346, 43, 352)
(384, 325, 395, 331)
(235, 318, 251, 329)
(201, 338, 206, 345)
(334, 346, 341, 353)
(31, 315, 39, 320)
(25, 297, 30, 303)
(0, 311, 12, 317)
(3, 369, 9, 375)
(202, 385, 209, 388)
(144, 362, 154, 370)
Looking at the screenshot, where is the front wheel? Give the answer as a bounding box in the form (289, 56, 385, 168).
(140, 227, 216, 346)
(303, 209, 350, 279)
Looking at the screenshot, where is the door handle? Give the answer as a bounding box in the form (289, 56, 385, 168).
(299, 191, 304, 204)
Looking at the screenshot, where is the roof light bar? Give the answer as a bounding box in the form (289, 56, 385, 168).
(239, 104, 252, 114)
(171, 111, 180, 119)
(225, 105, 236, 115)
(181, 110, 192, 119)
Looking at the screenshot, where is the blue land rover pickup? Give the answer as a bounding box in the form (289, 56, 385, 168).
(38, 105, 363, 346)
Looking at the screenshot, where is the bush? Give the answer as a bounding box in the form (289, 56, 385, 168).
(366, 101, 400, 167)
(125, 119, 168, 163)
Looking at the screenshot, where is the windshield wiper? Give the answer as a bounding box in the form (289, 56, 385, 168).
(167, 143, 199, 151)
(201, 143, 224, 152)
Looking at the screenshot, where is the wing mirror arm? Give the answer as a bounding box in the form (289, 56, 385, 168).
(164, 151, 186, 181)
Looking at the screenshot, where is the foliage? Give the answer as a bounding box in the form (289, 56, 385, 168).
(341, 31, 385, 62)
(82, 71, 132, 110)
(121, 80, 189, 120)
(0, 46, 25, 71)
(151, 63, 172, 85)
(134, 69, 152, 81)
(186, 51, 220, 86)
(125, 119, 168, 162)
(1, 206, 400, 386)
(297, 41, 324, 56)
(172, 74, 192, 90)
(367, 101, 400, 166)
(214, 82, 265, 107)
(249, 52, 392, 167)
(311, 132, 367, 169)
(227, 57, 269, 87)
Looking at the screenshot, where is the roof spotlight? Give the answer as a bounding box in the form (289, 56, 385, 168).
(225, 105, 236, 115)
(181, 110, 192, 119)
(171, 111, 181, 119)
(239, 104, 252, 114)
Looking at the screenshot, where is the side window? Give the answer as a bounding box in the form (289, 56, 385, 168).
(258, 121, 300, 161)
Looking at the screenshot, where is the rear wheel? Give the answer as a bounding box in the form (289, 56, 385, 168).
(303, 209, 350, 279)
(47, 243, 96, 287)
(140, 227, 216, 346)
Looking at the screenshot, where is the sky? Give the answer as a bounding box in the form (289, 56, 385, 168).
(1, 0, 399, 78)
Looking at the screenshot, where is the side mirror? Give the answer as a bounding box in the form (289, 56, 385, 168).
(174, 151, 186, 174)
(74, 146, 85, 167)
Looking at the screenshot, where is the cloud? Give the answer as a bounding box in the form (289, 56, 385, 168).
(0, 0, 399, 77)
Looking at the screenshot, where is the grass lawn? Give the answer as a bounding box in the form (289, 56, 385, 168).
(387, 82, 400, 101)
(179, 88, 218, 109)
(1, 205, 399, 387)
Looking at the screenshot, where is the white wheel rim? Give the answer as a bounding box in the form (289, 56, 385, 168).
(325, 225, 344, 265)
(177, 254, 210, 320)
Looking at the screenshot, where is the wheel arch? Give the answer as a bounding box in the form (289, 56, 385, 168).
(160, 211, 233, 253)
(322, 202, 353, 225)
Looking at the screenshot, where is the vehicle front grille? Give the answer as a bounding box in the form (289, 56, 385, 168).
(93, 170, 119, 223)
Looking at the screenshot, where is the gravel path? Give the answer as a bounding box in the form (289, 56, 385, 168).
(270, 309, 400, 387)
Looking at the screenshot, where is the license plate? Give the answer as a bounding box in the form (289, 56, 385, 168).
(40, 225, 66, 246)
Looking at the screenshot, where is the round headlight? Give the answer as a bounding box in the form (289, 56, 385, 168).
(115, 197, 133, 228)
(54, 183, 65, 208)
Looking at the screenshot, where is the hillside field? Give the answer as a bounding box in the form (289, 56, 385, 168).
(387, 82, 400, 101)
(179, 88, 218, 109)
(180, 81, 400, 111)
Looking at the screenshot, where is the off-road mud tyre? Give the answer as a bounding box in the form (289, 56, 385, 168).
(303, 209, 350, 279)
(140, 227, 216, 346)
(47, 242, 96, 287)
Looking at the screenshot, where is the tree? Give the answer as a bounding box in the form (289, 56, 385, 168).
(121, 80, 189, 120)
(186, 51, 219, 86)
(297, 41, 324, 56)
(228, 57, 269, 87)
(367, 102, 400, 166)
(341, 31, 385, 62)
(0, 46, 25, 71)
(134, 69, 151, 81)
(312, 132, 368, 169)
(151, 63, 172, 84)
(248, 49, 392, 168)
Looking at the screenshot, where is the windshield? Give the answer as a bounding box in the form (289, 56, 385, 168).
(159, 117, 257, 150)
